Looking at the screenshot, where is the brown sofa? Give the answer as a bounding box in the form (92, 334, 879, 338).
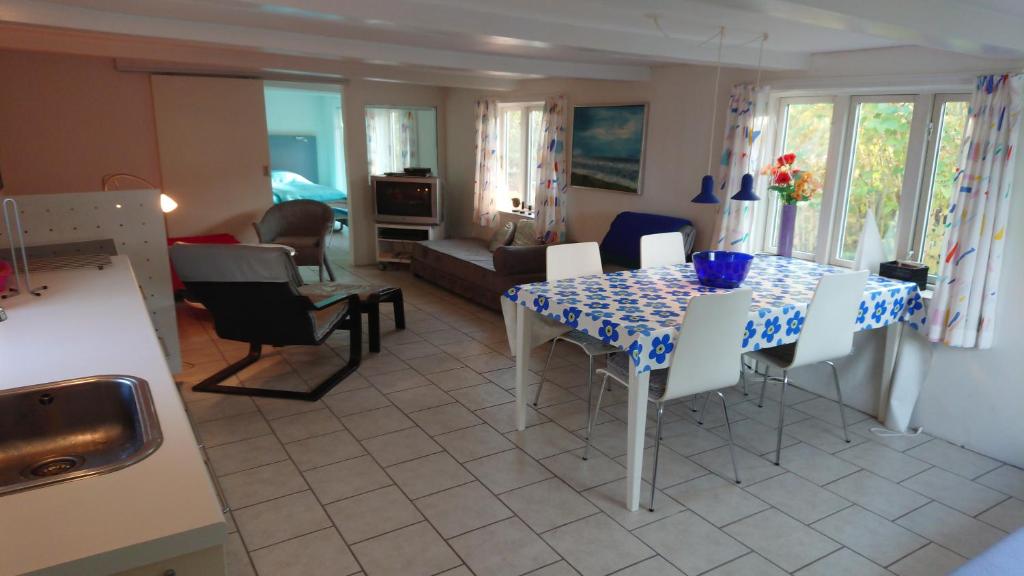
(411, 211, 696, 311)
(411, 238, 545, 311)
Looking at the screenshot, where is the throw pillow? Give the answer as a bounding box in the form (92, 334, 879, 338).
(488, 222, 516, 252)
(511, 219, 541, 246)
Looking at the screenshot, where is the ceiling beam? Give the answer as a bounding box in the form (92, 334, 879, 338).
(227, 0, 809, 69)
(0, 0, 653, 81)
(707, 0, 1024, 59)
(0, 23, 522, 90)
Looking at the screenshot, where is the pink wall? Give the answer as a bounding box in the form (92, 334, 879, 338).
(0, 49, 162, 194)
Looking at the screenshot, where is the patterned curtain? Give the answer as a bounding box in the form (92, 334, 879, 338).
(395, 110, 419, 169)
(534, 96, 568, 243)
(474, 99, 501, 229)
(714, 84, 771, 252)
(365, 108, 419, 175)
(927, 74, 1023, 349)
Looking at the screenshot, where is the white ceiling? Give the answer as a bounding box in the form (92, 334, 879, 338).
(1, 0, 1023, 88)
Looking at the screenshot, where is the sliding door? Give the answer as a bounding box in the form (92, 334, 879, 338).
(152, 75, 271, 241)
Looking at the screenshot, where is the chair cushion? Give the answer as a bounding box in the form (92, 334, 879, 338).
(312, 302, 351, 340)
(558, 330, 620, 356)
(298, 283, 393, 304)
(746, 343, 796, 370)
(488, 221, 517, 252)
(606, 352, 668, 399)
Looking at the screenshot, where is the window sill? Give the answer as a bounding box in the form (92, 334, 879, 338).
(499, 209, 534, 219)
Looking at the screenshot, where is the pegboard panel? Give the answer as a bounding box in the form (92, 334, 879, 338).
(0, 189, 181, 372)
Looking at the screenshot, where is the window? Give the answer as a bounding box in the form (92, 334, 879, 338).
(498, 102, 543, 210)
(915, 97, 970, 274)
(762, 91, 970, 278)
(768, 99, 834, 256)
(836, 98, 915, 261)
(365, 106, 438, 176)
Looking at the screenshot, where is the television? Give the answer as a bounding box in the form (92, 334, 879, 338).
(372, 175, 442, 225)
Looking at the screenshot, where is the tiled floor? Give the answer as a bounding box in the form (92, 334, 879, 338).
(174, 239, 1024, 576)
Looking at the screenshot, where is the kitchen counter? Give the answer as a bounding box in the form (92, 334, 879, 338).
(0, 256, 225, 576)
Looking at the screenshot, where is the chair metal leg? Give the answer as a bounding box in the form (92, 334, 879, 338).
(774, 371, 789, 465)
(825, 361, 850, 443)
(741, 358, 748, 396)
(697, 392, 711, 425)
(718, 391, 741, 484)
(689, 395, 698, 412)
(649, 403, 665, 511)
(584, 356, 594, 443)
(533, 339, 560, 407)
(758, 368, 769, 408)
(584, 373, 609, 461)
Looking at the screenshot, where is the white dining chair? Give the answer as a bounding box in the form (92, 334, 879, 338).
(590, 288, 753, 510)
(746, 269, 869, 465)
(640, 232, 687, 269)
(534, 242, 619, 456)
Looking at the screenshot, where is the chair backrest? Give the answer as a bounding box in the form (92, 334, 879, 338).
(546, 242, 602, 281)
(255, 200, 334, 242)
(662, 288, 752, 400)
(640, 232, 686, 269)
(170, 243, 321, 346)
(790, 270, 869, 367)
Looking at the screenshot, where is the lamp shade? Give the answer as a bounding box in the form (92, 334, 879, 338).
(691, 175, 719, 204)
(730, 173, 760, 201)
(160, 193, 178, 213)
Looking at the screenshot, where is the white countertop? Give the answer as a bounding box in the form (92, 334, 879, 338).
(0, 256, 225, 576)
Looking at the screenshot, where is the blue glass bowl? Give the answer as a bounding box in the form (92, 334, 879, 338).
(692, 251, 754, 288)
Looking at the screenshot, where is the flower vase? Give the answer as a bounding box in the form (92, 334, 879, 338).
(777, 204, 797, 257)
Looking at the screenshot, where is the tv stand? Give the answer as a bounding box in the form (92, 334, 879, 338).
(375, 222, 444, 269)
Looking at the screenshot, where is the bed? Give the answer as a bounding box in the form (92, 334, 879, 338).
(271, 170, 348, 224)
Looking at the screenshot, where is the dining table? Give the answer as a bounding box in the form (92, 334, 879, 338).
(502, 255, 925, 511)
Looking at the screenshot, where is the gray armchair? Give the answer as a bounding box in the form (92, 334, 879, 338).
(253, 200, 336, 281)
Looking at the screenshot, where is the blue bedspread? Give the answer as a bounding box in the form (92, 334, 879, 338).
(271, 171, 347, 204)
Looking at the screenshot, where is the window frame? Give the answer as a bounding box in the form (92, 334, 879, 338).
(497, 101, 543, 211)
(910, 93, 971, 277)
(764, 95, 841, 262)
(760, 88, 971, 277)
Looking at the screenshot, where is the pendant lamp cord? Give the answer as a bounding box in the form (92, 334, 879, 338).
(750, 33, 768, 148)
(707, 26, 725, 175)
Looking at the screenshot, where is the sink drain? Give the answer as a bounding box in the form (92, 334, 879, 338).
(28, 456, 84, 477)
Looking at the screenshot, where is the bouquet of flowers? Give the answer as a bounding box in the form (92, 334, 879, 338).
(763, 153, 819, 205)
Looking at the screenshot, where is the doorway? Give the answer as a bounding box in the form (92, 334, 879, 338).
(263, 82, 349, 262)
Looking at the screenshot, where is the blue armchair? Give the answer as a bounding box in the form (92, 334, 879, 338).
(599, 211, 696, 270)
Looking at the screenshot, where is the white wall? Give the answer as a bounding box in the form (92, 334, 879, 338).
(764, 46, 1024, 467)
(445, 64, 755, 246)
(264, 85, 345, 190)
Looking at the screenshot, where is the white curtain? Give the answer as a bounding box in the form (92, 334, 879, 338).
(365, 108, 419, 175)
(474, 99, 501, 229)
(714, 84, 771, 252)
(533, 95, 568, 243)
(927, 74, 1023, 349)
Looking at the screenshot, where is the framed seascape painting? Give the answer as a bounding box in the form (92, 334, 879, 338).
(570, 103, 648, 194)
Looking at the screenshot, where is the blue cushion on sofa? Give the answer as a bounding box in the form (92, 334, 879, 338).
(599, 211, 694, 269)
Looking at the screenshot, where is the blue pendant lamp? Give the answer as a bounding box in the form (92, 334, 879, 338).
(692, 26, 726, 204)
(729, 33, 768, 202)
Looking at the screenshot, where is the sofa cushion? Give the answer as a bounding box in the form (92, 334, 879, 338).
(417, 238, 495, 271)
(511, 219, 541, 246)
(599, 211, 694, 269)
(488, 221, 516, 252)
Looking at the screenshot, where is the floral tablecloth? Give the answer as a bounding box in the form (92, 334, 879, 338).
(503, 256, 924, 373)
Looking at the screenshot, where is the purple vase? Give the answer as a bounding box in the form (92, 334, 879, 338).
(777, 204, 797, 257)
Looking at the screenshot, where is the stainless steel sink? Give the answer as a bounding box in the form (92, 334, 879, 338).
(0, 375, 162, 495)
